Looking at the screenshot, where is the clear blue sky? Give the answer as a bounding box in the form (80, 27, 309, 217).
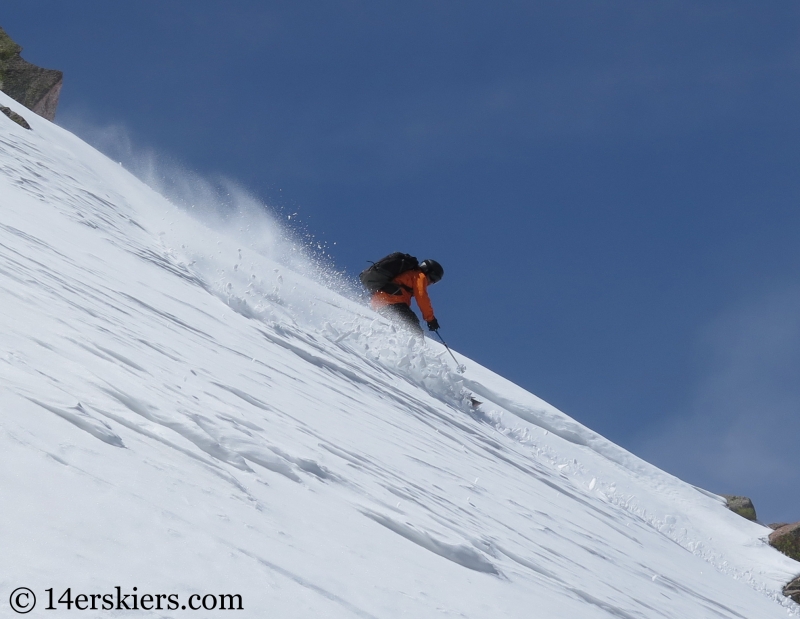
(4, 1, 800, 523)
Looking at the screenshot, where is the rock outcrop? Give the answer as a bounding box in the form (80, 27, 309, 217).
(716, 494, 799, 605)
(769, 522, 800, 562)
(785, 576, 800, 604)
(0, 26, 62, 121)
(722, 495, 757, 521)
(1, 105, 31, 129)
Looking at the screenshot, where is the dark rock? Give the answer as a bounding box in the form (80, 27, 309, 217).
(722, 495, 757, 521)
(769, 522, 800, 562)
(0, 105, 30, 129)
(0, 26, 62, 120)
(769, 523, 790, 530)
(784, 576, 800, 604)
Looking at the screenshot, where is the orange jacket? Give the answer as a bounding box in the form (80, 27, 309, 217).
(371, 269, 435, 322)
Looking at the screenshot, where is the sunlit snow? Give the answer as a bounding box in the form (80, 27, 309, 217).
(1, 91, 798, 618)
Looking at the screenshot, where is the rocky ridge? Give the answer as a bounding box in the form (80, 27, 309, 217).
(0, 26, 62, 121)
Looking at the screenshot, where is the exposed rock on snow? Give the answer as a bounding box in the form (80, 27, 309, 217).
(785, 576, 800, 604)
(722, 495, 757, 521)
(0, 104, 30, 129)
(770, 522, 800, 562)
(0, 26, 62, 120)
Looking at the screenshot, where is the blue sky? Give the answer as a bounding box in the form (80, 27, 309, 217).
(4, 1, 800, 523)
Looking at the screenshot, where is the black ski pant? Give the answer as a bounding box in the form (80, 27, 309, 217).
(378, 303, 423, 334)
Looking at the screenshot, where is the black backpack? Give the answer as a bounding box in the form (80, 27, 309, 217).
(359, 252, 419, 295)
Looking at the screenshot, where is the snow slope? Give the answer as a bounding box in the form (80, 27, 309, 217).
(1, 91, 798, 618)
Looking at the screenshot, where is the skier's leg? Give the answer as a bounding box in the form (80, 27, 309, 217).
(378, 303, 423, 334)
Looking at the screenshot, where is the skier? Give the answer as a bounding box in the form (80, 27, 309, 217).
(360, 254, 444, 334)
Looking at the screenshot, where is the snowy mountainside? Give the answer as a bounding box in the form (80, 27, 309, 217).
(1, 91, 798, 618)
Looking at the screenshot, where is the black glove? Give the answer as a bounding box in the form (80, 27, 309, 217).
(427, 318, 440, 332)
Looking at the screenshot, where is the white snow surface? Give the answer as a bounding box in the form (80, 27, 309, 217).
(1, 92, 798, 618)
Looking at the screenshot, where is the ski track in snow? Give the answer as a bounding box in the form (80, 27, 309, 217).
(1, 92, 799, 618)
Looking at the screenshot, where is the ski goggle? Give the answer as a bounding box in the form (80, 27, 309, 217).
(426, 270, 442, 284)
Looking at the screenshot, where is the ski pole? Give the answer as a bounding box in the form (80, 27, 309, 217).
(434, 330, 466, 373)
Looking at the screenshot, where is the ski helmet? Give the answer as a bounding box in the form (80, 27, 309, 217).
(420, 259, 444, 284)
